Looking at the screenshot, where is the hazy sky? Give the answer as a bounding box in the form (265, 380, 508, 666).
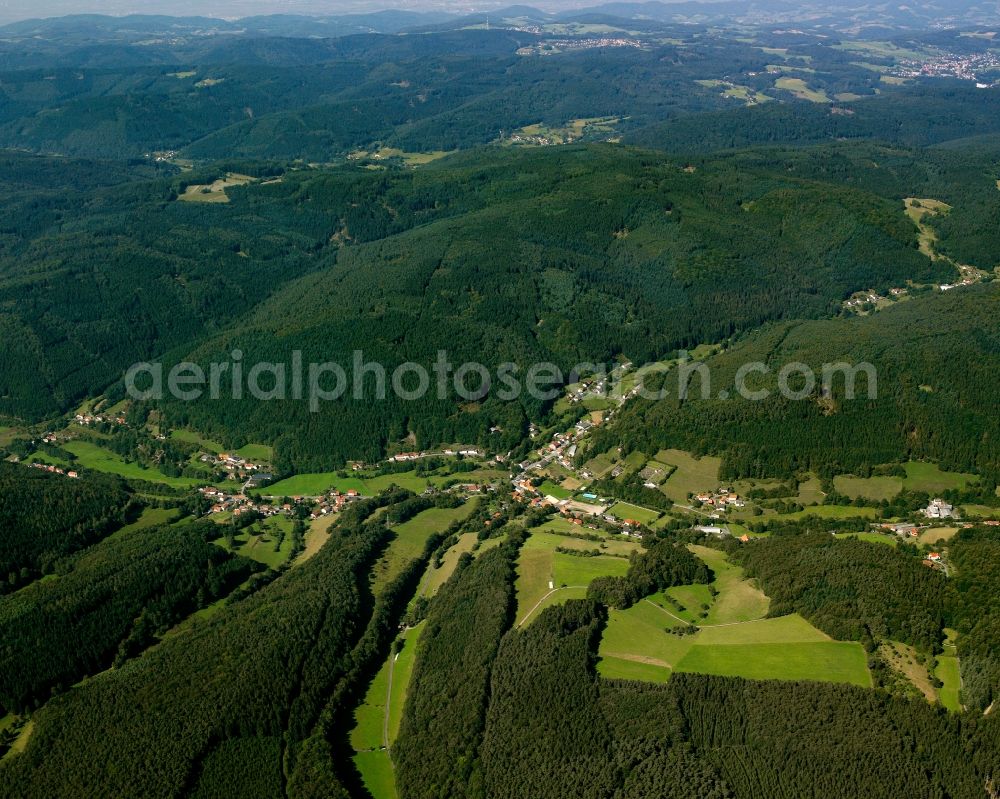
(0, 0, 516, 23)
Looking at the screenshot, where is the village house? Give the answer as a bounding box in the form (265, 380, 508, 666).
(923, 498, 955, 519)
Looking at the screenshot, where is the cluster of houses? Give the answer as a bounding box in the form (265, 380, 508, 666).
(74, 413, 126, 427)
(307, 489, 363, 518)
(923, 498, 956, 519)
(693, 489, 746, 511)
(28, 462, 79, 479)
(388, 447, 484, 463)
(198, 487, 280, 517)
(199, 485, 364, 519)
(199, 452, 272, 487)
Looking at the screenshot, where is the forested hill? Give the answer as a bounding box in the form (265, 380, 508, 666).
(629, 86, 1000, 152)
(587, 283, 1000, 481)
(154, 144, 949, 469)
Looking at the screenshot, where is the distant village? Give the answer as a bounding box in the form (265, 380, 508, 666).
(890, 50, 1000, 84)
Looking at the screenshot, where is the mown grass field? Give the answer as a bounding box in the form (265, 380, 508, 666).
(675, 640, 870, 687)
(234, 443, 274, 461)
(936, 629, 962, 712)
(370, 503, 475, 595)
(688, 545, 769, 625)
(62, 440, 203, 488)
(655, 449, 721, 503)
(774, 505, 878, 521)
(353, 751, 396, 799)
(387, 623, 424, 745)
(262, 468, 502, 498)
(607, 502, 661, 525)
(212, 515, 296, 569)
(107, 507, 178, 541)
(903, 461, 975, 493)
(919, 527, 960, 546)
(598, 601, 697, 683)
(169, 429, 225, 453)
(420, 532, 479, 596)
(537, 480, 573, 499)
(774, 76, 830, 102)
(834, 475, 902, 501)
(516, 528, 631, 625)
(599, 543, 870, 688)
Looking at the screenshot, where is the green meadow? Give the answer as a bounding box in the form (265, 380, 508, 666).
(607, 502, 661, 525)
(371, 503, 476, 595)
(516, 527, 632, 626)
(62, 440, 203, 488)
(655, 449, 721, 503)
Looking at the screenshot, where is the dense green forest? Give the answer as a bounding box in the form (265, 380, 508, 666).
(947, 527, 1000, 711)
(0, 496, 400, 797)
(159, 144, 951, 468)
(0, 463, 132, 591)
(473, 598, 1000, 799)
(732, 534, 950, 652)
(590, 285, 1000, 481)
(5, 137, 998, 472)
(2, 11, 1000, 798)
(0, 520, 258, 714)
(394, 538, 520, 798)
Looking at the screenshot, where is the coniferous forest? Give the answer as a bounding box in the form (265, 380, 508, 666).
(1, 6, 1000, 799)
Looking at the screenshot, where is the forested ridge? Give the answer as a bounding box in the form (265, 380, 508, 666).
(0, 520, 259, 714)
(0, 493, 404, 797)
(0, 462, 133, 591)
(2, 13, 1000, 799)
(5, 139, 994, 471)
(158, 144, 949, 469)
(591, 284, 1000, 482)
(394, 535, 521, 799)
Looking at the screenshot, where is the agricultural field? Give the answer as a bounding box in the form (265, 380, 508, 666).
(261, 467, 502, 498)
(936, 629, 962, 712)
(583, 453, 617, 479)
(62, 440, 202, 488)
(607, 502, 661, 525)
(655, 449, 721, 503)
(349, 147, 452, 166)
(598, 545, 870, 688)
(370, 502, 476, 595)
(350, 621, 425, 799)
(536, 480, 574, 500)
(106, 507, 178, 541)
(353, 751, 396, 799)
(234, 443, 274, 461)
(834, 474, 902, 501)
(696, 79, 773, 105)
(797, 476, 826, 505)
(169, 429, 224, 453)
(674, 637, 870, 687)
(881, 641, 937, 702)
(775, 505, 878, 521)
(919, 527, 959, 546)
(902, 461, 975, 493)
(177, 172, 255, 203)
(773, 76, 831, 103)
(212, 515, 296, 570)
(687, 545, 769, 625)
(419, 532, 479, 597)
(515, 528, 632, 626)
(598, 600, 699, 683)
(294, 514, 336, 566)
